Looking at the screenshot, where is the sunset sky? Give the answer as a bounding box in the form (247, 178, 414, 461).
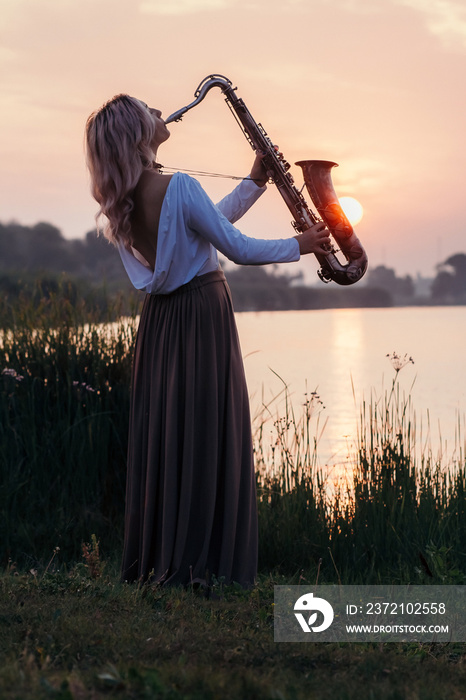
(1, 0, 465, 280)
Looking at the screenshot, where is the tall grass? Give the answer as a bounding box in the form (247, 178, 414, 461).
(255, 356, 466, 584)
(1, 287, 465, 584)
(0, 285, 137, 566)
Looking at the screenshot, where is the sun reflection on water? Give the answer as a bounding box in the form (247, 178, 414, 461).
(236, 306, 466, 473)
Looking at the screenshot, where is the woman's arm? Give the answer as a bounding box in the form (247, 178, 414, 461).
(215, 178, 266, 224)
(215, 152, 268, 224)
(185, 176, 330, 265)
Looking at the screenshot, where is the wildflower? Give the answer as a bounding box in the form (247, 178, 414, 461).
(386, 352, 414, 373)
(1, 368, 24, 381)
(81, 534, 104, 578)
(72, 380, 96, 393)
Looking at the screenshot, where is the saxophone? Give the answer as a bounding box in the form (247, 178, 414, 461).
(165, 74, 368, 285)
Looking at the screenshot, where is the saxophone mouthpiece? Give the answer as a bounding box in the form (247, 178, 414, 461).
(165, 108, 186, 124)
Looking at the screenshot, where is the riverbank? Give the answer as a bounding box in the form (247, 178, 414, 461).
(1, 292, 465, 579)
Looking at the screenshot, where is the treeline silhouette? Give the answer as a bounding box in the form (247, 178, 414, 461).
(0, 222, 127, 290)
(1, 220, 465, 314)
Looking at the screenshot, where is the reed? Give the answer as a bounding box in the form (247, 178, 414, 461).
(0, 284, 137, 566)
(255, 355, 466, 584)
(1, 287, 465, 585)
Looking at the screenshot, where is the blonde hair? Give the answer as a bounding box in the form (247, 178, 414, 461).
(85, 94, 156, 247)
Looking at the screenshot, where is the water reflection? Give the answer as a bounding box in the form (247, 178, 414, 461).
(236, 306, 466, 468)
(327, 309, 366, 464)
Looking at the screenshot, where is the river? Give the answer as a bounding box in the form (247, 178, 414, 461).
(235, 306, 466, 467)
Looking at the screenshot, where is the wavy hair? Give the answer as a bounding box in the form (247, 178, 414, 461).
(85, 94, 156, 247)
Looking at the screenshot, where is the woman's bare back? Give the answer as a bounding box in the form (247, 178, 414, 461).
(130, 170, 173, 270)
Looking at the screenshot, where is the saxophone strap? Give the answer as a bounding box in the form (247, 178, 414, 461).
(159, 165, 260, 182)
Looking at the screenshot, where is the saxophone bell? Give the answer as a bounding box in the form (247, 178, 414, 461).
(296, 160, 368, 285)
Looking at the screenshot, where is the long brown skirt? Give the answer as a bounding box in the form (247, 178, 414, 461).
(121, 270, 258, 587)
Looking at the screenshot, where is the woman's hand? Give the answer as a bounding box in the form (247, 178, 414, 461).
(294, 222, 331, 255)
(249, 151, 268, 188)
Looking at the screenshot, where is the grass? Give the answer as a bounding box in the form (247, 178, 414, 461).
(0, 286, 136, 565)
(1, 564, 465, 700)
(254, 358, 466, 586)
(1, 284, 465, 698)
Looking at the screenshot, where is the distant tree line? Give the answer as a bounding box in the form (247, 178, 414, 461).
(364, 265, 415, 302)
(224, 265, 391, 311)
(1, 220, 465, 312)
(0, 221, 128, 291)
(430, 254, 466, 303)
(365, 256, 466, 305)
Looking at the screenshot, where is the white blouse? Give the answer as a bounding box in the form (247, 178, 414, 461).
(118, 172, 300, 294)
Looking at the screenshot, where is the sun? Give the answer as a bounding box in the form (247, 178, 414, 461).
(339, 197, 364, 226)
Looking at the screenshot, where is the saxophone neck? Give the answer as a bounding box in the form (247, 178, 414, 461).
(165, 74, 234, 124)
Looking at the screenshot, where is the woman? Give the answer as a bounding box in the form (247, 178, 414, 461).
(85, 94, 330, 587)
